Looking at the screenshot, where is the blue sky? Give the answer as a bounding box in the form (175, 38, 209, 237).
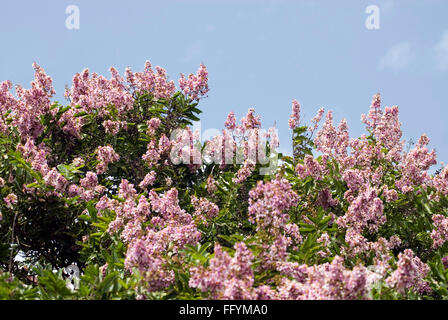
(1, 0, 447, 165)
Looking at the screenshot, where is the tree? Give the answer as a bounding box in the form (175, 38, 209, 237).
(1, 62, 448, 300)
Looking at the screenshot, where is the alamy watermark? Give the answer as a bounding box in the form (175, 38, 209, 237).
(65, 5, 80, 30)
(365, 5, 380, 30)
(168, 123, 280, 176)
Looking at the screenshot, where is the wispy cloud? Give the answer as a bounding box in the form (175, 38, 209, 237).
(379, 42, 414, 71)
(434, 31, 448, 71)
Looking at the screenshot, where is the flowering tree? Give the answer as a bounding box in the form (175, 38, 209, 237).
(1, 61, 448, 300)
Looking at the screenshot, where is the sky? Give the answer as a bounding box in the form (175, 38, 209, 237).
(0, 0, 447, 166)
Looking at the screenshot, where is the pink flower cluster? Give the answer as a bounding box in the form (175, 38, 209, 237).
(361, 93, 382, 130)
(431, 214, 448, 248)
(71, 171, 105, 201)
(102, 120, 127, 136)
(360, 94, 403, 162)
(206, 175, 217, 194)
(314, 111, 337, 155)
(288, 100, 301, 129)
(224, 112, 236, 131)
(190, 242, 380, 300)
(138, 171, 157, 189)
(96, 145, 120, 174)
(316, 188, 339, 210)
(125, 61, 176, 99)
(146, 118, 161, 136)
(98, 184, 201, 292)
(43, 168, 68, 193)
(396, 134, 437, 193)
(295, 155, 327, 181)
(308, 107, 325, 133)
(248, 177, 299, 233)
(63, 67, 134, 137)
(15, 139, 72, 196)
(373, 106, 402, 151)
(386, 249, 430, 294)
(15, 63, 55, 139)
(277, 256, 377, 300)
(199, 109, 279, 186)
(240, 108, 261, 131)
(0, 80, 16, 134)
(432, 165, 448, 196)
(189, 242, 270, 299)
(178, 64, 209, 101)
(17, 139, 50, 177)
(232, 161, 255, 184)
(191, 195, 219, 224)
(0, 64, 54, 139)
(3, 193, 18, 208)
(337, 186, 385, 233)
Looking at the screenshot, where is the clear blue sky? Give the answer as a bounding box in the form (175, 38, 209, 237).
(1, 0, 447, 165)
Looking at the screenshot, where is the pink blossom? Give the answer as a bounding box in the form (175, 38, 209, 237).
(142, 140, 160, 167)
(295, 155, 326, 181)
(96, 145, 120, 174)
(232, 161, 255, 184)
(103, 120, 126, 135)
(158, 134, 171, 154)
(68, 184, 83, 197)
(224, 112, 236, 130)
(337, 185, 385, 233)
(361, 93, 382, 130)
(431, 214, 448, 248)
(71, 157, 85, 167)
(146, 118, 161, 136)
(118, 179, 137, 201)
(178, 64, 209, 101)
(3, 193, 18, 208)
(288, 99, 301, 129)
(206, 175, 218, 194)
(248, 178, 298, 233)
(277, 256, 374, 300)
(442, 256, 448, 269)
(396, 134, 437, 193)
(386, 249, 430, 295)
(308, 107, 325, 133)
(189, 242, 256, 299)
(317, 188, 339, 210)
(43, 168, 68, 192)
(381, 185, 398, 202)
(80, 171, 98, 189)
(139, 171, 157, 189)
(191, 195, 219, 224)
(240, 108, 261, 131)
(432, 165, 448, 196)
(374, 106, 402, 151)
